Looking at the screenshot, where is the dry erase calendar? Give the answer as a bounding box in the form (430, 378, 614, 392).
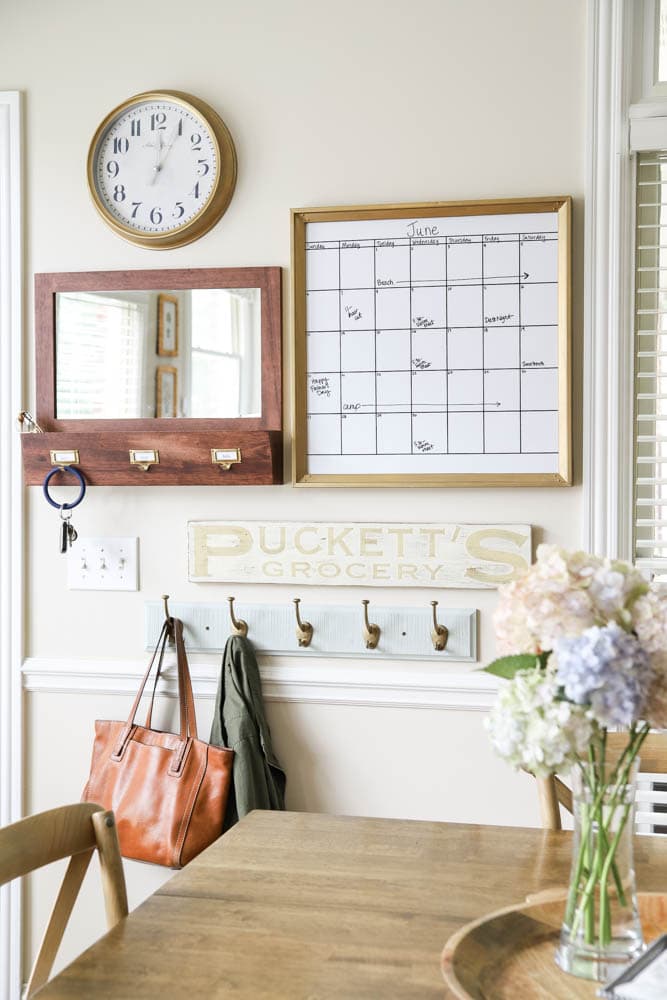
(292, 198, 571, 487)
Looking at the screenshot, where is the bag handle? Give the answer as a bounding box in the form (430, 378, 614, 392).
(156, 618, 197, 743)
(143, 618, 197, 740)
(112, 617, 198, 765)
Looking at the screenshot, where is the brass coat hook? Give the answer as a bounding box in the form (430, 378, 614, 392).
(293, 598, 313, 647)
(227, 596, 248, 637)
(362, 599, 380, 649)
(162, 594, 175, 643)
(430, 600, 448, 651)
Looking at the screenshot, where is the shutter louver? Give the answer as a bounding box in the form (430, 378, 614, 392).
(634, 153, 667, 576)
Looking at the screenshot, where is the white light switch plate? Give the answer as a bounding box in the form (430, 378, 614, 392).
(67, 537, 139, 591)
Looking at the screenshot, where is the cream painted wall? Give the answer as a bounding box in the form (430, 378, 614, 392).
(1, 0, 586, 977)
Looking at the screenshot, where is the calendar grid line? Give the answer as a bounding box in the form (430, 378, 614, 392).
(481, 237, 486, 453)
(309, 450, 559, 456)
(316, 407, 558, 414)
(306, 281, 557, 293)
(310, 366, 557, 374)
(409, 239, 413, 453)
(444, 238, 449, 454)
(518, 236, 523, 451)
(373, 239, 377, 454)
(338, 242, 342, 455)
(305, 232, 558, 248)
(307, 323, 558, 333)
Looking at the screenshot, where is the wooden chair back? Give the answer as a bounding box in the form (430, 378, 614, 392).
(0, 802, 128, 997)
(536, 732, 667, 831)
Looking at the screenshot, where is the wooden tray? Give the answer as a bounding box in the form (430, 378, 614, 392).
(441, 890, 667, 999)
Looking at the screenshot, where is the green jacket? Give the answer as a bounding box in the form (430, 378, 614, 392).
(209, 634, 286, 831)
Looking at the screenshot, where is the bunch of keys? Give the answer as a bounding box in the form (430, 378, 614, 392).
(42, 464, 86, 556)
(59, 508, 78, 553)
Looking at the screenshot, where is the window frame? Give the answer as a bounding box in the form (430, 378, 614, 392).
(584, 0, 657, 560)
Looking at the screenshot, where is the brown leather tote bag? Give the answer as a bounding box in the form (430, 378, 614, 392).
(83, 617, 234, 868)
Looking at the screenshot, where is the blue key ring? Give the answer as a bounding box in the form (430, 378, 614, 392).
(42, 465, 86, 510)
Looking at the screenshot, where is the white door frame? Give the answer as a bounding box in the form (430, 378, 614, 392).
(0, 89, 24, 1000)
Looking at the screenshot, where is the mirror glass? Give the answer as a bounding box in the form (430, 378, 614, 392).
(55, 288, 261, 419)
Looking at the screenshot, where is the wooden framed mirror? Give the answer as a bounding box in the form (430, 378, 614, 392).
(22, 267, 283, 485)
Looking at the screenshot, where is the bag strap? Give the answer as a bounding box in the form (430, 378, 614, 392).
(112, 617, 198, 762)
(173, 617, 198, 741)
(143, 618, 198, 740)
(143, 618, 171, 730)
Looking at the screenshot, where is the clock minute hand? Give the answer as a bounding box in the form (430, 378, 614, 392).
(157, 125, 179, 170)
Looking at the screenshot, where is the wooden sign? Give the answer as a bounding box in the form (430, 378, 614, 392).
(188, 521, 532, 588)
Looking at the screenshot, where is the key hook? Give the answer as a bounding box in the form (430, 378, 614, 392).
(362, 599, 380, 650)
(430, 600, 449, 651)
(227, 596, 248, 637)
(293, 598, 314, 647)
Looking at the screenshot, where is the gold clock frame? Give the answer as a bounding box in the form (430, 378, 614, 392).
(86, 90, 237, 250)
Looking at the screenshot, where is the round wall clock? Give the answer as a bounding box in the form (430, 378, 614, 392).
(87, 90, 237, 249)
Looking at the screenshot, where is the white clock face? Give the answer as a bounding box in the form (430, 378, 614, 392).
(91, 97, 220, 236)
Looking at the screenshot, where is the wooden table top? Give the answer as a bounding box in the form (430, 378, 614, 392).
(39, 810, 667, 999)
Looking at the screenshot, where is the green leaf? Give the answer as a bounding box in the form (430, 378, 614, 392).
(482, 654, 541, 680)
(538, 650, 552, 670)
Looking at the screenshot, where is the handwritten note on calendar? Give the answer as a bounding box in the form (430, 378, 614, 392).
(297, 200, 571, 484)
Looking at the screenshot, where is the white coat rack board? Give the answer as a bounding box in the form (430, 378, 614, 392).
(292, 196, 571, 487)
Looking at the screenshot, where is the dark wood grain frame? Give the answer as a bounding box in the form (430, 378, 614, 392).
(23, 267, 283, 486)
(35, 267, 282, 433)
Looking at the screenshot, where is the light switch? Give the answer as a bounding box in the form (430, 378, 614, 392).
(67, 537, 139, 591)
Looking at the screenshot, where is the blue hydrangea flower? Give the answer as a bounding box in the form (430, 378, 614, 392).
(554, 622, 653, 728)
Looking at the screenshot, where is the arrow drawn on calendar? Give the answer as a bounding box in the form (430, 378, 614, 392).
(392, 272, 530, 285)
(448, 401, 502, 408)
(338, 401, 503, 411)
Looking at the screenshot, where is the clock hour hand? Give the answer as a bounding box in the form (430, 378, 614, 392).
(144, 133, 163, 185)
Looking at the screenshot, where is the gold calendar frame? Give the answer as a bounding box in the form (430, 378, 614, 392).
(292, 196, 572, 488)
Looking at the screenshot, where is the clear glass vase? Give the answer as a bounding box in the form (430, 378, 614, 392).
(556, 758, 643, 982)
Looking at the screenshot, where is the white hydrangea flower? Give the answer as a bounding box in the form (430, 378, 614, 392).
(492, 545, 649, 656)
(632, 587, 667, 728)
(493, 545, 598, 655)
(588, 559, 648, 627)
(485, 669, 595, 778)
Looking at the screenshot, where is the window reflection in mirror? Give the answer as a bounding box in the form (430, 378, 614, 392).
(55, 288, 262, 419)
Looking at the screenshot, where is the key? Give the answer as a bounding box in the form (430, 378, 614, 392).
(59, 510, 77, 554)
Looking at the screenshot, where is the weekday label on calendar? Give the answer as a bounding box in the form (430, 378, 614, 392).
(188, 521, 532, 588)
(304, 210, 562, 476)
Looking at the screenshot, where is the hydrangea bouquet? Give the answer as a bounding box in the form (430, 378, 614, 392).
(484, 545, 667, 980)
